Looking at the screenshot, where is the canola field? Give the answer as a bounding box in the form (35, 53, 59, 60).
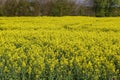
(0, 17, 120, 80)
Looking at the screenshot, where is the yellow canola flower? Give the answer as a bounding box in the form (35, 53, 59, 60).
(4, 66, 9, 73)
(0, 62, 3, 67)
(0, 16, 120, 79)
(27, 67, 32, 74)
(22, 62, 26, 67)
(15, 66, 21, 73)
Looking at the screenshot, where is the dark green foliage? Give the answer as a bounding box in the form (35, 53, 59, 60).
(2, 0, 41, 16)
(15, 0, 31, 16)
(0, 0, 120, 16)
(3, 0, 18, 16)
(47, 0, 76, 16)
(93, 0, 107, 17)
(93, 0, 120, 17)
(0, 7, 3, 16)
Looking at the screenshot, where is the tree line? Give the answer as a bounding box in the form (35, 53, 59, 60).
(0, 0, 120, 17)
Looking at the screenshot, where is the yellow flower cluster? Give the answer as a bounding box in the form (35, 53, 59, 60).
(0, 16, 120, 80)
